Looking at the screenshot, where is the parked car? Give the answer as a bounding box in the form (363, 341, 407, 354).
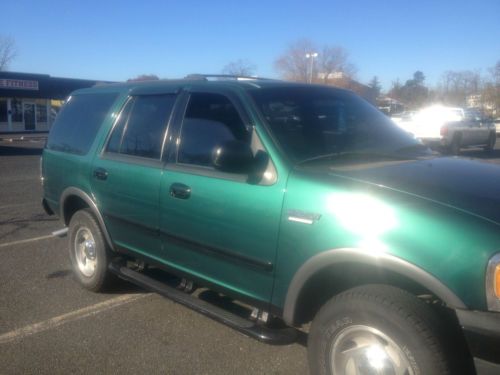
(495, 117, 500, 137)
(42, 77, 500, 375)
(390, 110, 415, 133)
(403, 106, 496, 154)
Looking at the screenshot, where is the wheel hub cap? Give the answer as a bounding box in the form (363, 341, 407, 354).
(74, 227, 97, 277)
(84, 240, 96, 259)
(330, 325, 414, 375)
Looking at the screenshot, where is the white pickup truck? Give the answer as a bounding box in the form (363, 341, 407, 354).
(396, 106, 496, 154)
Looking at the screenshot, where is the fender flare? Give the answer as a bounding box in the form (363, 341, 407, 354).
(60, 187, 115, 251)
(282, 248, 466, 325)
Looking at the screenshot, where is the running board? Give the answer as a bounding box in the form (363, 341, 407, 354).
(109, 262, 297, 345)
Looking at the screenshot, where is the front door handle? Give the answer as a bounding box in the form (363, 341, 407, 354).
(169, 183, 191, 199)
(93, 168, 108, 181)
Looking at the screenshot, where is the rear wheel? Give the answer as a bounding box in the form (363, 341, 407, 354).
(447, 134, 461, 155)
(484, 133, 496, 153)
(68, 209, 114, 292)
(308, 285, 460, 375)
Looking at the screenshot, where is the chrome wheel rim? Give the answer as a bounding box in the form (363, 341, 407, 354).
(330, 325, 415, 375)
(74, 227, 97, 277)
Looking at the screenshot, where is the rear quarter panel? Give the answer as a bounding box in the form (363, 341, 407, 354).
(42, 88, 128, 217)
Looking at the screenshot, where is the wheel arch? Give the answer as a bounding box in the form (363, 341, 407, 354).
(282, 248, 466, 326)
(60, 187, 115, 251)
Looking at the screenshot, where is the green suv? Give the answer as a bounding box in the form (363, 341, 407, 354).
(42, 76, 500, 375)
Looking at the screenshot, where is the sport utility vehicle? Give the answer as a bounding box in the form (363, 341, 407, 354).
(42, 76, 500, 375)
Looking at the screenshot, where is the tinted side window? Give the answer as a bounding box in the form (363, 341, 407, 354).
(47, 93, 118, 155)
(178, 93, 249, 167)
(106, 95, 176, 159)
(106, 99, 133, 153)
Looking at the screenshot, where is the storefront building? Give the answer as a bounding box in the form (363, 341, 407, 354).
(0, 72, 108, 133)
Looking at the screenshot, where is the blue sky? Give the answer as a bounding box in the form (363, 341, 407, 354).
(2, 0, 499, 91)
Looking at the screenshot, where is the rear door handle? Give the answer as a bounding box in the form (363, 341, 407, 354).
(169, 183, 191, 199)
(93, 168, 108, 181)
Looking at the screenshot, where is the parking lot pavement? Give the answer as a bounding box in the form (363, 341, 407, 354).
(0, 139, 309, 375)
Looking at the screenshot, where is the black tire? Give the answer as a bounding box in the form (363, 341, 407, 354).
(447, 134, 461, 155)
(484, 133, 496, 153)
(308, 285, 459, 375)
(68, 209, 114, 292)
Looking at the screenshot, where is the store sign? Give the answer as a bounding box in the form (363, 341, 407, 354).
(0, 79, 39, 90)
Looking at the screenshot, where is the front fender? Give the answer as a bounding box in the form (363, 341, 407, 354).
(282, 247, 466, 326)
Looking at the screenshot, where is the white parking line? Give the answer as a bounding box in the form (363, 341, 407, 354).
(0, 294, 149, 344)
(0, 234, 55, 249)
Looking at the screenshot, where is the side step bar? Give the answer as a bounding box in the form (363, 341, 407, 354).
(109, 262, 297, 345)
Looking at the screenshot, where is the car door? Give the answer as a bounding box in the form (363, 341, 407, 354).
(462, 118, 480, 145)
(463, 111, 487, 145)
(159, 89, 285, 304)
(475, 119, 492, 145)
(91, 93, 177, 259)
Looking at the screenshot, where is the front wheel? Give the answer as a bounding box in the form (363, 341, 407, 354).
(68, 209, 114, 292)
(308, 285, 460, 375)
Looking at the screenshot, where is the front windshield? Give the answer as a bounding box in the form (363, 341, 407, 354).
(250, 86, 427, 163)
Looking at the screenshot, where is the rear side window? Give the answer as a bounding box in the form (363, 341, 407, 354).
(106, 95, 176, 159)
(47, 93, 118, 155)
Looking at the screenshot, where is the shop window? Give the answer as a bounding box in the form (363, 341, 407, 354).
(0, 100, 7, 122)
(11, 99, 23, 122)
(36, 104, 47, 123)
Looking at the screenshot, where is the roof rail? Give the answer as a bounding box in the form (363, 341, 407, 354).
(184, 74, 277, 81)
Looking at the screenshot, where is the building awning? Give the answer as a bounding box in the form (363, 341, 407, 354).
(0, 71, 113, 100)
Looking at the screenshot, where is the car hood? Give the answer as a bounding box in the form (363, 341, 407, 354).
(310, 156, 500, 225)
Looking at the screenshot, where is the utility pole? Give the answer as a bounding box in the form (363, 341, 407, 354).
(305, 52, 318, 83)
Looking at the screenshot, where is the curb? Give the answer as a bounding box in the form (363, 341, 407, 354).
(0, 135, 47, 142)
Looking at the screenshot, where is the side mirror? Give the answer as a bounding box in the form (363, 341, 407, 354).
(212, 140, 254, 173)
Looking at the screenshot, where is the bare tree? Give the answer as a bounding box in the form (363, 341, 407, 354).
(221, 59, 256, 76)
(387, 79, 402, 98)
(482, 60, 500, 116)
(275, 39, 356, 84)
(387, 73, 430, 109)
(438, 70, 482, 106)
(274, 39, 317, 82)
(317, 45, 357, 83)
(0, 36, 16, 71)
(489, 60, 500, 85)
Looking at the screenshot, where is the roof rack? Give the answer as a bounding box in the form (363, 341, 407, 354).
(184, 74, 277, 81)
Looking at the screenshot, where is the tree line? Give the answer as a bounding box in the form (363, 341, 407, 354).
(220, 39, 499, 116)
(2, 35, 498, 116)
(387, 65, 500, 115)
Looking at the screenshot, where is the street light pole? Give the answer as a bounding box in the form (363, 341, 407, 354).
(305, 52, 318, 83)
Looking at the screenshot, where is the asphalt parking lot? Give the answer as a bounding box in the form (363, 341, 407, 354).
(0, 138, 309, 375)
(1, 137, 500, 375)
